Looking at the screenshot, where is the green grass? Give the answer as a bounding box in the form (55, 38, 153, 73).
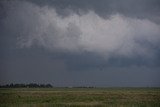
(0, 88, 160, 107)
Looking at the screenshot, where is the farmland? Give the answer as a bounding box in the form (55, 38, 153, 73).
(0, 88, 160, 107)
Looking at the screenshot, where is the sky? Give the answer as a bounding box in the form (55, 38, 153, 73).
(0, 0, 160, 87)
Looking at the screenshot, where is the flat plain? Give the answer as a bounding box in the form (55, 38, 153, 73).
(0, 88, 160, 107)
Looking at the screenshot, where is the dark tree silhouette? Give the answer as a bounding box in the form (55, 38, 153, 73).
(0, 83, 53, 88)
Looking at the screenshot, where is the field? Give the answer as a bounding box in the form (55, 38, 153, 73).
(0, 88, 160, 107)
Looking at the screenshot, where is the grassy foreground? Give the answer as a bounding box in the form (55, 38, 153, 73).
(0, 88, 160, 107)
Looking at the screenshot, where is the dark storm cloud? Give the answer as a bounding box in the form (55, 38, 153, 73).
(1, 0, 160, 58)
(0, 0, 160, 86)
(30, 0, 160, 23)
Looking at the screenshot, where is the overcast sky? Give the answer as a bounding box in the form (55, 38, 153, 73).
(0, 0, 160, 87)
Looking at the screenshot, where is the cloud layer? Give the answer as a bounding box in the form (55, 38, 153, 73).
(2, 1, 160, 59)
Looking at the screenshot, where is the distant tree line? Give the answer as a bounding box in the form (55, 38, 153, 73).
(0, 83, 52, 88)
(71, 86, 95, 88)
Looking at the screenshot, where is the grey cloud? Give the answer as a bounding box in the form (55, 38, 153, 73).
(2, 0, 160, 60)
(29, 0, 160, 23)
(0, 0, 160, 87)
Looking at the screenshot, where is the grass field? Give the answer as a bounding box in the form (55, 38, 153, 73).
(0, 88, 160, 107)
